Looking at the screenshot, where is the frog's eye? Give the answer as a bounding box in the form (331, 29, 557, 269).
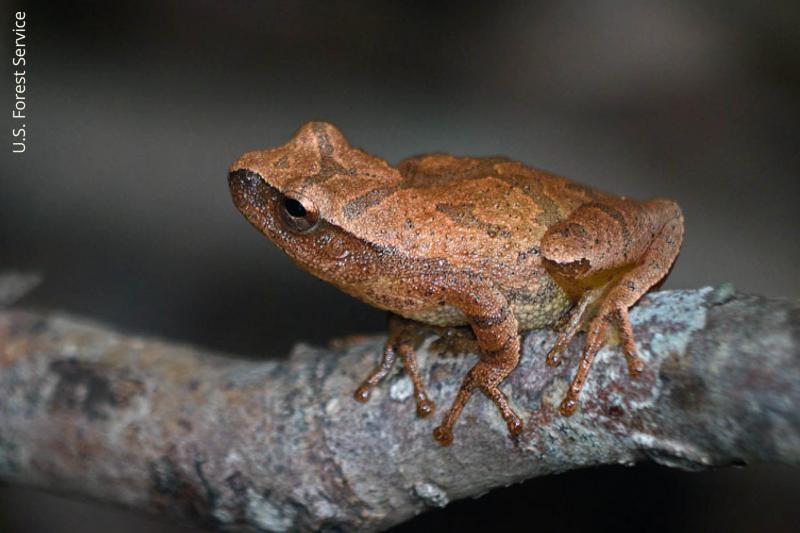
(279, 191, 320, 233)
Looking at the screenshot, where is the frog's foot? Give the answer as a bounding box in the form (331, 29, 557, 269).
(546, 287, 603, 368)
(558, 311, 609, 416)
(433, 360, 522, 446)
(353, 341, 397, 403)
(353, 315, 435, 418)
(558, 300, 646, 416)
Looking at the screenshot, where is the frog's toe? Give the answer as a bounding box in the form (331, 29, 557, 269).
(506, 413, 523, 436)
(416, 397, 435, 417)
(557, 315, 609, 417)
(482, 384, 524, 438)
(627, 355, 645, 376)
(546, 341, 566, 367)
(610, 305, 646, 377)
(353, 384, 373, 403)
(432, 425, 454, 446)
(559, 396, 579, 416)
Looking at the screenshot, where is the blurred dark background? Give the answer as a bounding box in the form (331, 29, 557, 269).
(1, 1, 799, 532)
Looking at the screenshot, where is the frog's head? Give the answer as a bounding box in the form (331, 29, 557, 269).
(228, 121, 401, 284)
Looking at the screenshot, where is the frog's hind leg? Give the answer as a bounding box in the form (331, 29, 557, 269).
(433, 289, 523, 445)
(541, 197, 684, 416)
(353, 314, 435, 417)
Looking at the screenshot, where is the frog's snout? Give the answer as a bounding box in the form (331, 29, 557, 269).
(228, 169, 263, 209)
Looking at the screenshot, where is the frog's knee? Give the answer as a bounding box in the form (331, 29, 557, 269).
(542, 200, 649, 279)
(541, 221, 595, 279)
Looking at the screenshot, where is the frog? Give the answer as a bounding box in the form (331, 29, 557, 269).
(228, 121, 684, 445)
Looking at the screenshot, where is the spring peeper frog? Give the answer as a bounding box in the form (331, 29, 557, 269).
(228, 122, 684, 445)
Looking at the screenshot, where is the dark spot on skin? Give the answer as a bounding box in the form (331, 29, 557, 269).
(297, 124, 358, 188)
(343, 186, 398, 220)
(273, 155, 289, 168)
(49, 359, 143, 420)
(435, 203, 513, 238)
(559, 222, 590, 240)
(627, 281, 636, 291)
(517, 245, 540, 262)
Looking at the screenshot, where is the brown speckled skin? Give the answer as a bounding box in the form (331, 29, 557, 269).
(228, 121, 684, 445)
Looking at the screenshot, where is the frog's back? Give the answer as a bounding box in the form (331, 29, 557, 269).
(374, 154, 608, 270)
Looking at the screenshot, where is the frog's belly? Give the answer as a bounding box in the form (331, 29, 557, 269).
(366, 276, 573, 332)
(506, 279, 573, 331)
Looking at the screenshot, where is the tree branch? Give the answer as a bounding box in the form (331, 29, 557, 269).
(0, 280, 798, 532)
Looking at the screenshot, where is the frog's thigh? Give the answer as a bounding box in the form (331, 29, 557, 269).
(440, 286, 518, 367)
(541, 197, 683, 281)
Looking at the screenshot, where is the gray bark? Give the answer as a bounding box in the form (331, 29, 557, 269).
(0, 275, 798, 532)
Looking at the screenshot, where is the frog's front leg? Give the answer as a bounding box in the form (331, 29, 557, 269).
(432, 287, 523, 446)
(354, 314, 435, 417)
(541, 197, 684, 416)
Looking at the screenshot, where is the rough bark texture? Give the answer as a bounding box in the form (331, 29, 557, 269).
(0, 279, 798, 532)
